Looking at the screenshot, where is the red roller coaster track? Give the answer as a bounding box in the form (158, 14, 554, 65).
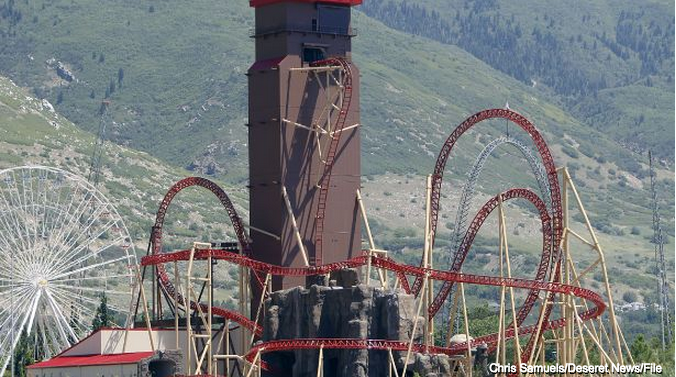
(409, 108, 564, 360)
(311, 57, 354, 266)
(427, 188, 552, 319)
(144, 109, 605, 373)
(411, 108, 563, 296)
(149, 177, 263, 336)
(141, 249, 605, 365)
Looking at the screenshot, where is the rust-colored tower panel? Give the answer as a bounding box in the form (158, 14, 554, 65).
(248, 0, 362, 308)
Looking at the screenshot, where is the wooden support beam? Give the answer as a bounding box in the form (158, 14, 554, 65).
(281, 118, 327, 134)
(460, 282, 472, 377)
(387, 347, 400, 377)
(402, 276, 428, 377)
(282, 186, 310, 266)
(423, 175, 434, 348)
(316, 345, 324, 377)
(134, 265, 155, 352)
(563, 168, 625, 364)
(498, 196, 522, 372)
(357, 189, 387, 287)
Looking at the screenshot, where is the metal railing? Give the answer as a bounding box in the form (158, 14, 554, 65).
(250, 24, 357, 37)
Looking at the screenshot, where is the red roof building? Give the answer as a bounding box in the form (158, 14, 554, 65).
(26, 329, 183, 377)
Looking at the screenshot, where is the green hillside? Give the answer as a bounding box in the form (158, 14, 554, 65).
(1, 0, 672, 176)
(1, 0, 253, 179)
(358, 0, 675, 160)
(0, 75, 249, 252)
(0, 0, 673, 340)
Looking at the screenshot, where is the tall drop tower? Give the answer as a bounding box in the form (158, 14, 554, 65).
(247, 0, 362, 307)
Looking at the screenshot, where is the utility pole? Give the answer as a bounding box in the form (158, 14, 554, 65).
(648, 150, 672, 350)
(88, 100, 111, 187)
(10, 246, 14, 377)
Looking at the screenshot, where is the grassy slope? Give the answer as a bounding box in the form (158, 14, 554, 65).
(0, 75, 249, 254)
(0, 74, 247, 301)
(0, 0, 672, 336)
(1, 0, 253, 179)
(352, 12, 674, 228)
(358, 0, 675, 159)
(0, 0, 671, 177)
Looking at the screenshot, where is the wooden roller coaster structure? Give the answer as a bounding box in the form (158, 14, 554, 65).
(131, 86, 631, 375)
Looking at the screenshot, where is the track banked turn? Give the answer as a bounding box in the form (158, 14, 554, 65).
(142, 248, 605, 362)
(145, 109, 606, 370)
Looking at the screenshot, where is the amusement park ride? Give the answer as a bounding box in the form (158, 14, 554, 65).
(0, 0, 639, 376)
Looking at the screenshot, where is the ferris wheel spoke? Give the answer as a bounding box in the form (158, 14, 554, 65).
(49, 283, 130, 297)
(60, 307, 93, 336)
(0, 223, 28, 273)
(43, 317, 68, 356)
(35, 311, 49, 355)
(0, 167, 138, 362)
(48, 284, 99, 310)
(41, 180, 68, 244)
(48, 217, 120, 274)
(64, 306, 94, 336)
(0, 289, 33, 316)
(0, 286, 31, 303)
(0, 285, 31, 300)
(62, 190, 106, 244)
(0, 259, 27, 282)
(25, 292, 43, 336)
(0, 285, 32, 306)
(9, 171, 33, 252)
(0, 293, 34, 331)
(42, 289, 76, 346)
(37, 171, 51, 240)
(0, 190, 31, 254)
(47, 301, 95, 330)
(47, 291, 109, 329)
(51, 235, 128, 279)
(50, 273, 134, 284)
(45, 180, 86, 256)
(25, 169, 41, 262)
(46, 288, 84, 341)
(45, 201, 114, 270)
(0, 289, 41, 354)
(36, 310, 60, 359)
(50, 253, 134, 282)
(0, 211, 27, 258)
(50, 285, 128, 314)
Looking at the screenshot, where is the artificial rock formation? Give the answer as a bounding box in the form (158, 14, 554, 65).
(262, 270, 451, 376)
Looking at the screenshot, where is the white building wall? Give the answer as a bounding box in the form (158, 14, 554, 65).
(29, 327, 246, 376)
(28, 364, 138, 377)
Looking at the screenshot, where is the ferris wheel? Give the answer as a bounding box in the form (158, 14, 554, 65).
(0, 166, 138, 374)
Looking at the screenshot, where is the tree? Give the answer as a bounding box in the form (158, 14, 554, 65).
(631, 335, 655, 363)
(623, 290, 638, 303)
(13, 330, 35, 377)
(92, 293, 112, 331)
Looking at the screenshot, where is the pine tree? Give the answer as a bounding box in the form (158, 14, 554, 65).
(91, 293, 112, 331)
(13, 330, 35, 377)
(631, 335, 656, 363)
